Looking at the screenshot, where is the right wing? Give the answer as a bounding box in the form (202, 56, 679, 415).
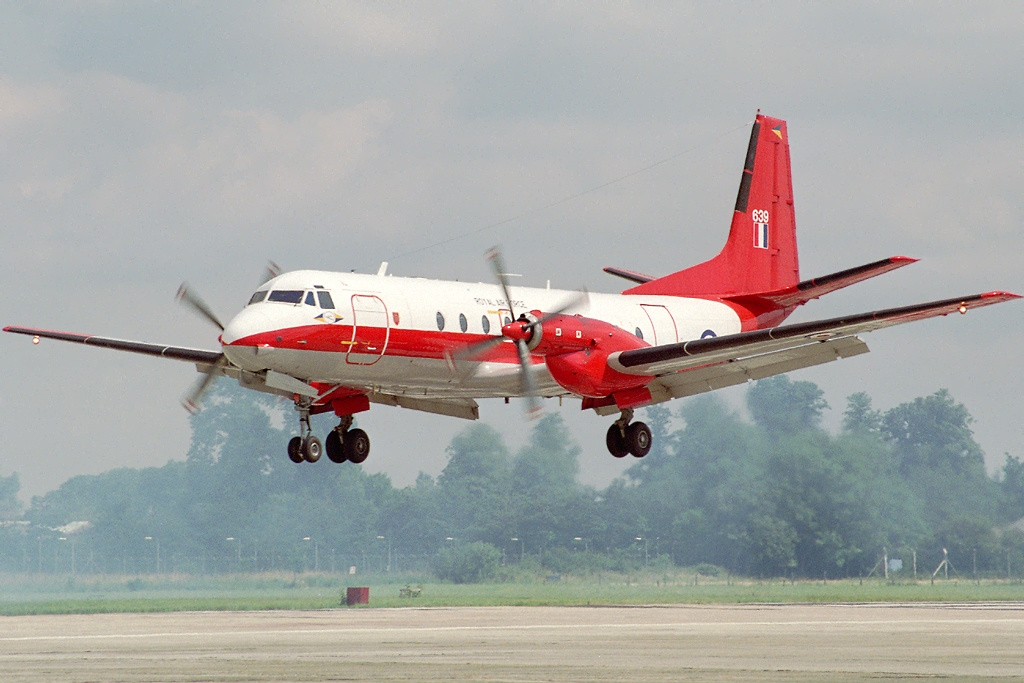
(3, 326, 223, 365)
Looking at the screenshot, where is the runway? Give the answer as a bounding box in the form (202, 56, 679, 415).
(2, 603, 1023, 682)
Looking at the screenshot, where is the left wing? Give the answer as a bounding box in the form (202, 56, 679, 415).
(608, 291, 1019, 379)
(3, 326, 223, 365)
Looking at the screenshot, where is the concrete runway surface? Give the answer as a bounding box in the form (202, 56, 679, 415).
(2, 603, 1023, 682)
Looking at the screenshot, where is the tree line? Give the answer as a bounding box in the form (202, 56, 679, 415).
(3, 376, 1024, 580)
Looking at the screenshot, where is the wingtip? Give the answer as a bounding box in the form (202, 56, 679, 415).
(890, 255, 919, 264)
(979, 291, 1022, 300)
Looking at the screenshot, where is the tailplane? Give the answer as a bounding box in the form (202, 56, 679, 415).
(624, 113, 799, 298)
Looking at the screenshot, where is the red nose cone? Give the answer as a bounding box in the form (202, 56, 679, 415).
(501, 321, 530, 342)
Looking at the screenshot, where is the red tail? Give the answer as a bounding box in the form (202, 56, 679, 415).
(625, 114, 798, 298)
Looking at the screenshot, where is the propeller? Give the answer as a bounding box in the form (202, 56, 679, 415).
(175, 262, 283, 413)
(180, 356, 229, 414)
(259, 260, 282, 286)
(175, 282, 228, 412)
(457, 247, 588, 418)
(175, 283, 225, 332)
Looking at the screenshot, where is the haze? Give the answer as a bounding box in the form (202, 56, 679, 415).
(2, 3, 1022, 499)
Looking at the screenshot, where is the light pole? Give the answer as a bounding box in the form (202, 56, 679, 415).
(303, 537, 319, 572)
(511, 537, 523, 562)
(145, 536, 160, 574)
(636, 537, 648, 566)
(376, 535, 392, 573)
(59, 537, 76, 577)
(226, 537, 241, 571)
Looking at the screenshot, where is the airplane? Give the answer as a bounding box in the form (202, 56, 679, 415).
(6, 114, 1019, 466)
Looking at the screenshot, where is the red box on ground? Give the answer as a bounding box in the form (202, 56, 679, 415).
(346, 586, 370, 605)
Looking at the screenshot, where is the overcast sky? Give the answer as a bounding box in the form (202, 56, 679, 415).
(2, 2, 1022, 500)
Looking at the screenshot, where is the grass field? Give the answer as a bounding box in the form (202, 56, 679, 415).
(2, 571, 1023, 615)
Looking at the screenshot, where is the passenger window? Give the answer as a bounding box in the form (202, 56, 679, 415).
(267, 290, 304, 304)
(248, 290, 267, 305)
(317, 291, 335, 309)
(436, 312, 445, 331)
(481, 315, 491, 334)
(459, 313, 468, 333)
(635, 327, 644, 340)
(504, 316, 512, 325)
(304, 292, 316, 306)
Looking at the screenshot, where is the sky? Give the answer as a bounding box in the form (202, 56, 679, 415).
(2, 2, 1023, 500)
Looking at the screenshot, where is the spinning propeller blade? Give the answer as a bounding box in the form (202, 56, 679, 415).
(180, 355, 228, 414)
(259, 261, 282, 285)
(176, 283, 225, 332)
(477, 247, 588, 419)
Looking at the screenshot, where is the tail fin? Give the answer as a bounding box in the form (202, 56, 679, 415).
(625, 114, 798, 298)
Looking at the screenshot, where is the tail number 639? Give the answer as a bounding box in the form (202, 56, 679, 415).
(751, 209, 770, 223)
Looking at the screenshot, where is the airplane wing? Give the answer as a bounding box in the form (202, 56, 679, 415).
(3, 326, 223, 365)
(607, 291, 1019, 382)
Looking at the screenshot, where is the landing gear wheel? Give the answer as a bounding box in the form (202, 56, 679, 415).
(626, 421, 652, 458)
(344, 428, 371, 464)
(287, 436, 303, 464)
(606, 424, 629, 458)
(303, 435, 322, 463)
(325, 430, 346, 463)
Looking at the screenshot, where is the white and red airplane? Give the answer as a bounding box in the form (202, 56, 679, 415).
(6, 114, 1019, 465)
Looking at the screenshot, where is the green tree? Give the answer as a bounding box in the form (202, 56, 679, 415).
(1000, 454, 1024, 521)
(509, 414, 591, 552)
(842, 392, 882, 434)
(431, 541, 501, 583)
(437, 423, 511, 545)
(748, 375, 829, 435)
(0, 472, 21, 520)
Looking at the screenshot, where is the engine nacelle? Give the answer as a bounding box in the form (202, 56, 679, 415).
(518, 311, 654, 398)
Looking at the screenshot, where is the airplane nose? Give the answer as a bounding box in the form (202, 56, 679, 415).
(221, 307, 270, 346)
(220, 307, 276, 372)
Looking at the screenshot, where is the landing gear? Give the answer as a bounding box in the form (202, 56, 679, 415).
(606, 409, 652, 458)
(345, 428, 370, 464)
(289, 408, 371, 465)
(287, 436, 303, 464)
(325, 430, 345, 463)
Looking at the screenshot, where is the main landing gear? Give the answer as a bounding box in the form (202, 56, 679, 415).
(288, 404, 370, 465)
(606, 409, 652, 459)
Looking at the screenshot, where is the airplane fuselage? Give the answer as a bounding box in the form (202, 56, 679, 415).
(221, 269, 744, 400)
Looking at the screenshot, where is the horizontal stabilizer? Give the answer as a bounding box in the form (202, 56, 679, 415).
(727, 256, 918, 312)
(603, 266, 654, 285)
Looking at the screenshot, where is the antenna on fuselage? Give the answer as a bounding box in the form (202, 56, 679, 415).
(377, 262, 389, 277)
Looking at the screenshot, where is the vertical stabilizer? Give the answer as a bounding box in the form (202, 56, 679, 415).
(625, 114, 798, 298)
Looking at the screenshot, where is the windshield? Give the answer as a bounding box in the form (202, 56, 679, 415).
(267, 290, 304, 304)
(247, 290, 268, 305)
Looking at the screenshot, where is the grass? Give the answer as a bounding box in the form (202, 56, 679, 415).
(2, 571, 1024, 615)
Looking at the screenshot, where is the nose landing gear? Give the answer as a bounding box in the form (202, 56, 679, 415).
(288, 403, 323, 463)
(606, 409, 652, 459)
(288, 405, 371, 465)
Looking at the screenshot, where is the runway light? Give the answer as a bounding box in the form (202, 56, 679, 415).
(32, 336, 39, 344)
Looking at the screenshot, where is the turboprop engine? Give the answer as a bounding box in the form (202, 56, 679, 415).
(506, 311, 654, 398)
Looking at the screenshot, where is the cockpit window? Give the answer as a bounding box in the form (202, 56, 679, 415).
(317, 291, 335, 309)
(248, 290, 268, 306)
(304, 291, 316, 306)
(267, 290, 304, 304)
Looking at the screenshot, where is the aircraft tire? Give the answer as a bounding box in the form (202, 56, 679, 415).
(287, 436, 304, 464)
(606, 424, 629, 458)
(626, 422, 652, 458)
(303, 435, 323, 463)
(325, 430, 347, 463)
(345, 428, 370, 464)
